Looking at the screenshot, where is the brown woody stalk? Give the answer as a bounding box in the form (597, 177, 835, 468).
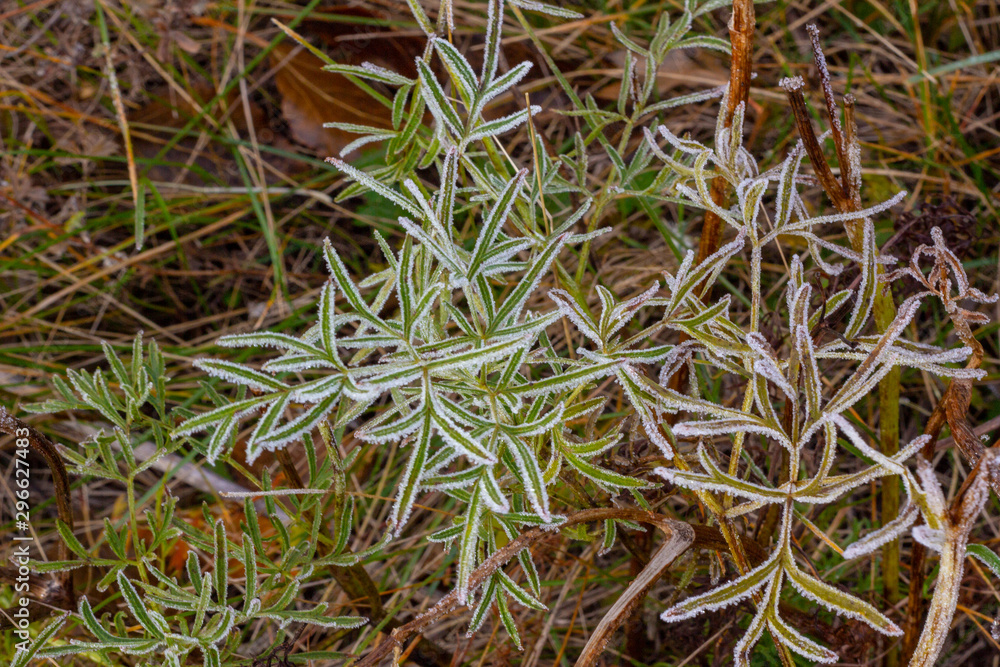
(660, 0, 768, 658)
(666, 25, 757, 617)
(781, 31, 904, 665)
(694, 0, 755, 274)
(780, 78, 851, 214)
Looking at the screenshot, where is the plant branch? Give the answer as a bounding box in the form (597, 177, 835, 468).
(574, 518, 694, 666)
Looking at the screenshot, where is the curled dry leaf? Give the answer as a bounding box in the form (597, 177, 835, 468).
(271, 42, 395, 155)
(270, 7, 420, 155)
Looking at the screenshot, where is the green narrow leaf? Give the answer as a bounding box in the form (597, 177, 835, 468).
(258, 606, 367, 629)
(56, 519, 89, 559)
(496, 591, 522, 649)
(134, 177, 147, 250)
(11, 613, 68, 667)
(456, 482, 485, 603)
(434, 37, 479, 106)
(468, 574, 499, 634)
(417, 58, 463, 135)
(784, 563, 902, 636)
(186, 550, 204, 594)
(563, 448, 650, 489)
(497, 569, 546, 610)
(243, 533, 258, 604)
(405, 0, 434, 35)
(117, 571, 166, 640)
(481, 0, 505, 84)
(390, 413, 433, 536)
(203, 645, 221, 667)
(467, 106, 538, 142)
(213, 519, 228, 604)
(967, 544, 1000, 579)
(501, 432, 549, 520)
(332, 495, 354, 555)
(321, 62, 414, 86)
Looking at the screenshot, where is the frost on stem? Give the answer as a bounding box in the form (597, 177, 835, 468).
(778, 76, 805, 93)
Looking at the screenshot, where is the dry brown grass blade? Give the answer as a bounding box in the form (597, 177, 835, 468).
(95, 0, 139, 215)
(1, 205, 250, 332)
(354, 509, 690, 667)
(573, 521, 693, 666)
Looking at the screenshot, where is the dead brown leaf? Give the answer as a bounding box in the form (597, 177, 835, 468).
(270, 41, 393, 156)
(270, 5, 421, 156)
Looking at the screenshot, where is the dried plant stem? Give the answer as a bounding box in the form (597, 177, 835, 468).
(901, 541, 927, 662)
(781, 81, 850, 213)
(353, 510, 761, 667)
(908, 530, 965, 667)
(901, 392, 951, 660)
(660, 0, 757, 654)
(275, 448, 306, 490)
(623, 528, 652, 663)
(0, 407, 73, 549)
(903, 340, 992, 661)
(574, 520, 694, 667)
(782, 39, 906, 659)
(909, 452, 1000, 666)
(669, 0, 755, 392)
(695, 0, 755, 275)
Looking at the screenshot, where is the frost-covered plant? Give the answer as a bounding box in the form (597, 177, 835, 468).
(18, 0, 998, 665)
(11, 337, 367, 667)
(176, 0, 748, 643)
(638, 78, 997, 662)
(178, 0, 998, 662)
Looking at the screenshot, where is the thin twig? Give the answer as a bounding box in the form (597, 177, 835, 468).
(573, 520, 693, 666)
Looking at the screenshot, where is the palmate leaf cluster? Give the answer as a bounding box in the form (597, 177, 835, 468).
(15, 337, 369, 667)
(19, 0, 998, 664)
(180, 0, 772, 633)
(177, 0, 998, 662)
